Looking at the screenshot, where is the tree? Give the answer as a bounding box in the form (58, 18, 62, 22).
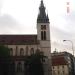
(25, 51, 46, 75)
(0, 45, 10, 75)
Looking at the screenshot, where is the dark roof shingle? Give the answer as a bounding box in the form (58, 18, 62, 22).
(52, 55, 67, 66)
(0, 35, 39, 45)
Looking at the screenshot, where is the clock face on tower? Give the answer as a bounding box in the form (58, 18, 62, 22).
(41, 25, 46, 30)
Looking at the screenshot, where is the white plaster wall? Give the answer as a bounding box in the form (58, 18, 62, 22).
(7, 45, 41, 56)
(52, 65, 69, 75)
(8, 45, 17, 56)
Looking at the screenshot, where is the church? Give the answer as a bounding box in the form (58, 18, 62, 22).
(0, 0, 51, 75)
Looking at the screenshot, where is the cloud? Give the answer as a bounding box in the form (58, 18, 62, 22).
(0, 0, 3, 14)
(51, 26, 74, 53)
(0, 14, 21, 34)
(51, 26, 72, 41)
(0, 14, 37, 34)
(64, 12, 75, 34)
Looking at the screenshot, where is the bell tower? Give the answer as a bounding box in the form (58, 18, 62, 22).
(37, 1, 52, 75)
(37, 0, 51, 58)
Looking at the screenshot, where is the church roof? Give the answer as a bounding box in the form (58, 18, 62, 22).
(0, 35, 39, 45)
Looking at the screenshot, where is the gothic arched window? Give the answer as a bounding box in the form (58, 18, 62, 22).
(10, 48, 13, 56)
(41, 31, 44, 40)
(44, 31, 46, 40)
(41, 31, 46, 40)
(17, 62, 22, 72)
(26, 46, 28, 55)
(41, 25, 46, 40)
(30, 48, 34, 55)
(20, 48, 24, 56)
(15, 46, 18, 56)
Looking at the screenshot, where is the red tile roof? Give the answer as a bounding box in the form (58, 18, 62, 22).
(52, 55, 67, 66)
(0, 35, 39, 45)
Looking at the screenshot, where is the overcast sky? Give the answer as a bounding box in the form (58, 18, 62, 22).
(0, 0, 75, 54)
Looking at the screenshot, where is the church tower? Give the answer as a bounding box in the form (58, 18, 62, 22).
(37, 0, 51, 58)
(37, 1, 52, 75)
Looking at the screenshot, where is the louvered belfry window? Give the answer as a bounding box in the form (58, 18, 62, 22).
(41, 25, 46, 40)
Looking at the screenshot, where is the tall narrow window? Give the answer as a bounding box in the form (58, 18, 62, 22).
(15, 46, 18, 56)
(41, 25, 46, 40)
(17, 62, 22, 72)
(44, 31, 46, 40)
(26, 46, 28, 55)
(30, 48, 34, 55)
(53, 66, 54, 69)
(10, 48, 13, 56)
(41, 31, 44, 40)
(53, 70, 55, 75)
(58, 70, 59, 75)
(41, 31, 46, 40)
(63, 70, 64, 75)
(20, 48, 24, 56)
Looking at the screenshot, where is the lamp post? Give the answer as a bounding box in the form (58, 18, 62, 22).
(63, 40, 75, 75)
(63, 40, 74, 56)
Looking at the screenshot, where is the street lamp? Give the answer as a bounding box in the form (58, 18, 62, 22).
(63, 40, 74, 56)
(63, 40, 75, 75)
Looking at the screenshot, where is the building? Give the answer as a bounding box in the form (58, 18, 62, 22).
(51, 51, 74, 75)
(0, 0, 51, 75)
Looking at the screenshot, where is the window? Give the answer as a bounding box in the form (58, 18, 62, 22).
(41, 31, 44, 40)
(62, 70, 64, 75)
(62, 65, 64, 68)
(26, 46, 28, 55)
(10, 62, 15, 72)
(17, 62, 22, 72)
(53, 66, 54, 69)
(41, 31, 46, 40)
(53, 70, 55, 75)
(30, 48, 34, 55)
(15, 46, 18, 56)
(41, 25, 46, 30)
(44, 31, 46, 40)
(20, 48, 24, 56)
(58, 70, 59, 75)
(10, 48, 13, 56)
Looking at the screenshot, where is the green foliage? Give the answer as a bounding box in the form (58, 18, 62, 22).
(0, 45, 10, 57)
(25, 51, 45, 75)
(0, 45, 10, 75)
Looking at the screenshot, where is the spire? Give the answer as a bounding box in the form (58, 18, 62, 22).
(41, 0, 44, 7)
(37, 0, 49, 23)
